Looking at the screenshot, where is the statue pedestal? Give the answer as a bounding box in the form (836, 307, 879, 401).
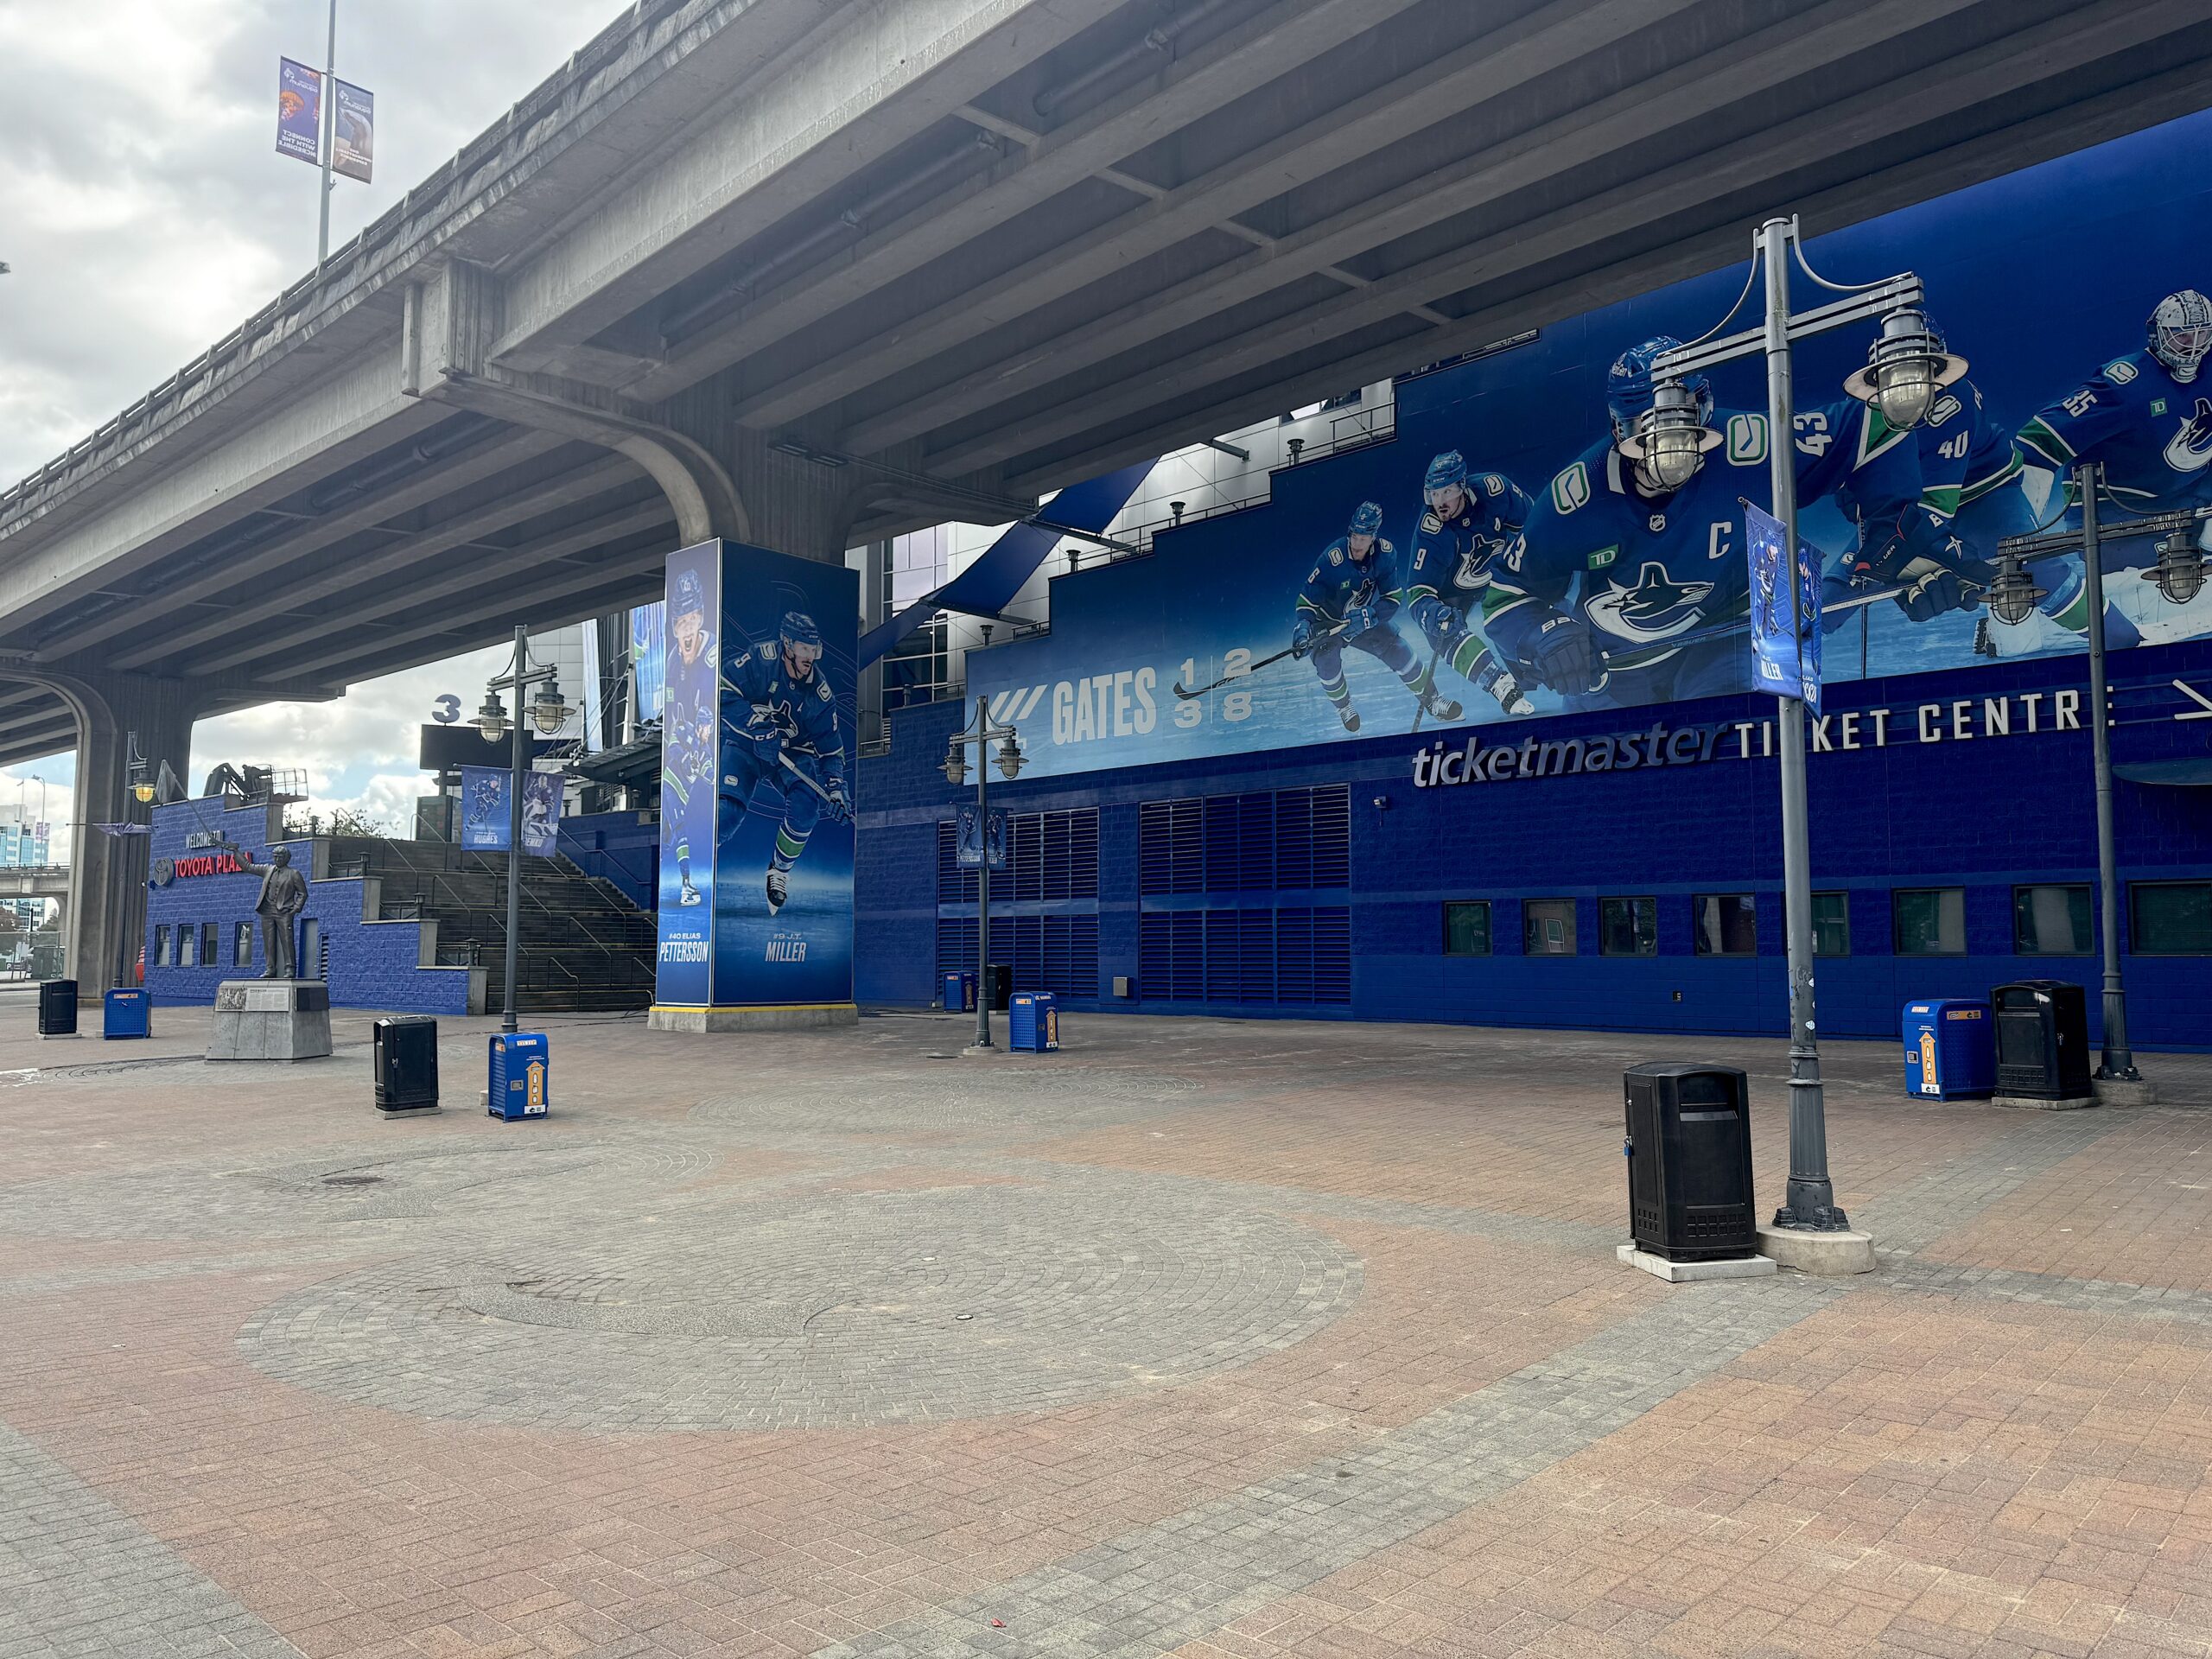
(208, 980, 333, 1061)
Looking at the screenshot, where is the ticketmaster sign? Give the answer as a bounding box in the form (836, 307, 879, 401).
(1414, 689, 2082, 787)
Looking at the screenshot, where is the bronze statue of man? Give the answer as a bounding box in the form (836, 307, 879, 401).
(238, 845, 310, 979)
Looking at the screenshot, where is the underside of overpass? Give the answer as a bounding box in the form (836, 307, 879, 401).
(3, 0, 2210, 991)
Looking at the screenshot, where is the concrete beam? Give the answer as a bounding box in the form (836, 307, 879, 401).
(117, 452, 636, 671)
(0, 346, 437, 643)
(626, 0, 1435, 403)
(942, 0, 2131, 477)
(747, 0, 1707, 434)
(487, 0, 1099, 377)
(214, 495, 675, 678)
(285, 539, 669, 685)
(1009, 49, 2212, 492)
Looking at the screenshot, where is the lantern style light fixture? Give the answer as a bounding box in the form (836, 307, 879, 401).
(2148, 530, 2209, 606)
(477, 690, 509, 744)
(996, 733, 1027, 779)
(531, 678, 570, 736)
(1620, 377, 1719, 492)
(1985, 552, 2048, 626)
(1842, 305, 1967, 431)
(940, 744, 969, 786)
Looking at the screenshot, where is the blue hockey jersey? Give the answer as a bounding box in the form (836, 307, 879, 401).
(724, 640, 845, 785)
(1487, 419, 1770, 674)
(1295, 537, 1403, 627)
(2018, 349, 2212, 509)
(1795, 378, 2024, 577)
(1403, 471, 1532, 613)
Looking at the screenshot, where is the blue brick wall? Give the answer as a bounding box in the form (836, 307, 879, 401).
(141, 798, 474, 1014)
(855, 641, 2212, 1048)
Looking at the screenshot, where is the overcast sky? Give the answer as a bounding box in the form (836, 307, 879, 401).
(0, 0, 626, 855)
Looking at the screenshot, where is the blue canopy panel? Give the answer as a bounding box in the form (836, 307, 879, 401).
(859, 461, 1153, 667)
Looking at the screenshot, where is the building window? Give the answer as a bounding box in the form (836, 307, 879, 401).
(178, 925, 196, 968)
(1443, 901, 1491, 957)
(2014, 885, 2093, 956)
(1523, 899, 1576, 956)
(1599, 896, 1657, 957)
(200, 922, 219, 966)
(235, 922, 254, 968)
(2130, 881, 2212, 955)
(155, 925, 172, 967)
(1812, 892, 1850, 957)
(1693, 894, 1757, 957)
(1894, 887, 1967, 956)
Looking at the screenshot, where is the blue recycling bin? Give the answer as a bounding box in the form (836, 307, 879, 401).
(1903, 999, 1995, 1100)
(1008, 991, 1059, 1052)
(102, 988, 150, 1040)
(487, 1033, 550, 1120)
(943, 970, 976, 1013)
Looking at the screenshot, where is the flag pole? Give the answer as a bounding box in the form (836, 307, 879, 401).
(316, 0, 338, 271)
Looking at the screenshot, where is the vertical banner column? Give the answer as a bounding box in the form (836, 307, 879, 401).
(652, 539, 859, 1028)
(653, 545, 722, 1010)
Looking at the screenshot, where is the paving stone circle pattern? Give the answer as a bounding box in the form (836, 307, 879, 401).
(234, 1183, 1362, 1429)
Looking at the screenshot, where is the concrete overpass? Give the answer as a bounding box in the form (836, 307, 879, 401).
(7, 0, 2212, 991)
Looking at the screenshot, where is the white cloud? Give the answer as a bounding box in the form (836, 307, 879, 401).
(1, 0, 630, 864)
(0, 0, 626, 484)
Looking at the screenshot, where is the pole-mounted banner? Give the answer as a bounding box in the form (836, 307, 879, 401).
(1745, 500, 1823, 715)
(276, 59, 322, 164)
(332, 79, 374, 182)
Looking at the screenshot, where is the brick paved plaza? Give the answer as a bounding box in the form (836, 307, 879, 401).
(3, 997, 2210, 1659)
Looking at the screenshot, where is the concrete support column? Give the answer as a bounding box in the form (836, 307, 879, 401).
(60, 673, 203, 1000)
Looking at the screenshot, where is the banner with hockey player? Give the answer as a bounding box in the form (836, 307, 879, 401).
(1745, 503, 1823, 715)
(456, 766, 508, 852)
(653, 539, 858, 1014)
(458, 766, 562, 855)
(956, 806, 1007, 870)
(654, 547, 721, 1007)
(968, 107, 2212, 780)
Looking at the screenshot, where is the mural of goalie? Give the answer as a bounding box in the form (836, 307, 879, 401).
(718, 610, 850, 916)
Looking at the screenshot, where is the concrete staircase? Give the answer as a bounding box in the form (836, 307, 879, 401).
(329, 836, 654, 1014)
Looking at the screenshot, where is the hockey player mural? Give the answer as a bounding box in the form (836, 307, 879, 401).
(654, 541, 858, 1015)
(1289, 499, 1464, 732)
(954, 110, 2212, 783)
(719, 610, 851, 917)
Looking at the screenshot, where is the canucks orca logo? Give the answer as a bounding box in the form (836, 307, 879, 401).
(1583, 561, 1715, 642)
(2163, 396, 2212, 474)
(1452, 535, 1507, 590)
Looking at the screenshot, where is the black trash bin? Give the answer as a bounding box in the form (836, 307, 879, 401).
(1993, 980, 2094, 1102)
(37, 978, 79, 1037)
(372, 1016, 440, 1113)
(1624, 1063, 1757, 1262)
(984, 963, 1013, 1011)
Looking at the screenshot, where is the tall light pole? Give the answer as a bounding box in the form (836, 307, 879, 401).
(315, 0, 339, 270)
(942, 696, 1026, 1051)
(1651, 217, 1963, 1241)
(1988, 482, 2208, 1092)
(477, 626, 570, 1033)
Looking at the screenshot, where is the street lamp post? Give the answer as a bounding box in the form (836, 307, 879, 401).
(942, 695, 1026, 1051)
(316, 0, 339, 270)
(1652, 216, 1964, 1238)
(1988, 478, 2209, 1090)
(477, 626, 571, 1034)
